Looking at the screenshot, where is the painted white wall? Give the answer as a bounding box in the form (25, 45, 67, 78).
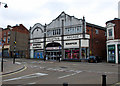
(81, 39, 89, 47)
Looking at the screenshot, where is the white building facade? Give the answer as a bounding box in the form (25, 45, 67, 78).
(30, 12, 90, 61)
(106, 20, 120, 64)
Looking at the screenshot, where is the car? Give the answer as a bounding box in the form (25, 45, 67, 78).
(88, 56, 101, 63)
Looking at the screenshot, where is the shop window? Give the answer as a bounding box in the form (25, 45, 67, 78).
(65, 49, 79, 59)
(108, 45, 115, 63)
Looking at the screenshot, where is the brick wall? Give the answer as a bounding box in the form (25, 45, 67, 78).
(2, 24, 29, 58)
(86, 24, 107, 60)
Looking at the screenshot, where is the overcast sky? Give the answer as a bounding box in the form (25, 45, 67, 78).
(0, 0, 119, 29)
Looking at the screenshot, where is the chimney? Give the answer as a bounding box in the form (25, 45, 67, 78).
(118, 1, 120, 18)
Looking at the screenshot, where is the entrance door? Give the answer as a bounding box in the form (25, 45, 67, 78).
(46, 51, 61, 61)
(108, 45, 115, 63)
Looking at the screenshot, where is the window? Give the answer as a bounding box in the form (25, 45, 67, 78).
(105, 32, 107, 36)
(95, 29, 99, 34)
(59, 29, 61, 35)
(79, 26, 82, 33)
(8, 31, 11, 35)
(4, 33, 6, 36)
(3, 37, 6, 43)
(7, 37, 10, 43)
(108, 29, 112, 36)
(53, 30, 55, 35)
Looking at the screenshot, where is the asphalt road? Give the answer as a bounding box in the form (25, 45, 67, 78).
(2, 58, 119, 85)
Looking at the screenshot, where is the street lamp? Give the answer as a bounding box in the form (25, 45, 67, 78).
(0, 2, 8, 8)
(1, 39, 4, 72)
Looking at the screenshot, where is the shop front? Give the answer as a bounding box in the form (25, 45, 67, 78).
(34, 50, 43, 59)
(108, 45, 115, 63)
(64, 38, 89, 60)
(46, 42, 62, 60)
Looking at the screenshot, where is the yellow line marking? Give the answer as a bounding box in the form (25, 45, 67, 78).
(0, 65, 27, 77)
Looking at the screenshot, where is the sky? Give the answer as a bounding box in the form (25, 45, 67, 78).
(0, 0, 119, 30)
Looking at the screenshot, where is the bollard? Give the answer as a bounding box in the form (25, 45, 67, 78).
(102, 75, 106, 86)
(13, 56, 15, 64)
(59, 57, 60, 62)
(63, 82, 68, 86)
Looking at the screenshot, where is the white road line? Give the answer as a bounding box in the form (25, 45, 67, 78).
(16, 62, 21, 65)
(58, 71, 82, 79)
(3, 73, 48, 82)
(28, 82, 36, 84)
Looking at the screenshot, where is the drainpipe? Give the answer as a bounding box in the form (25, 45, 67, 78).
(44, 24, 46, 61)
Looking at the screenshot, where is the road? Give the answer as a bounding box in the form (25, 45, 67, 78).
(2, 58, 119, 85)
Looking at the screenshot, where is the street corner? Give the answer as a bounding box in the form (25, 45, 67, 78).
(1, 61, 27, 77)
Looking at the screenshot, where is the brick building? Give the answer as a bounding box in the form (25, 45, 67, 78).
(30, 12, 106, 61)
(2, 24, 29, 58)
(86, 23, 106, 60)
(106, 18, 120, 63)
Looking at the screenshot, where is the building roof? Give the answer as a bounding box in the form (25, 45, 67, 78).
(106, 18, 120, 24)
(86, 22, 106, 31)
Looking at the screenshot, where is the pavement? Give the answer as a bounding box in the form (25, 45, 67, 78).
(1, 58, 25, 75)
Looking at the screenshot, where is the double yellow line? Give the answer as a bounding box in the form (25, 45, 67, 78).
(0, 65, 27, 77)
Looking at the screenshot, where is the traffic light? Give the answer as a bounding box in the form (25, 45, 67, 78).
(14, 41, 16, 44)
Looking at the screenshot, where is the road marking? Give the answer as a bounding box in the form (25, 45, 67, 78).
(28, 82, 36, 84)
(1, 65, 27, 77)
(58, 71, 82, 79)
(16, 62, 21, 65)
(3, 73, 48, 82)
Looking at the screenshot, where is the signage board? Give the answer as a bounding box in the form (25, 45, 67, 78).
(64, 40, 79, 48)
(46, 47, 62, 50)
(32, 43, 43, 49)
(46, 37, 61, 42)
(64, 35, 82, 40)
(33, 39, 44, 42)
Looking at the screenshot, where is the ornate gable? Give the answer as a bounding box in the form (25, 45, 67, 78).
(46, 12, 83, 29)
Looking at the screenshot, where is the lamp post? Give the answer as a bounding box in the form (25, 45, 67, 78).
(1, 40, 4, 72)
(0, 2, 8, 72)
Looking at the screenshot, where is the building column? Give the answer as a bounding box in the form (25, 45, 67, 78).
(106, 45, 109, 63)
(79, 39, 81, 59)
(30, 49, 34, 58)
(61, 20, 64, 59)
(115, 44, 118, 64)
(44, 24, 46, 60)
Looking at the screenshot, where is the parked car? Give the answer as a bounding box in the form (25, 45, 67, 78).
(88, 56, 101, 63)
